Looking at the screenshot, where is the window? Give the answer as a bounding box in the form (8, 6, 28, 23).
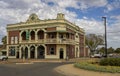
(9, 47, 15, 56)
(66, 34, 69, 39)
(59, 34, 63, 38)
(50, 34, 54, 38)
(15, 36, 18, 44)
(9, 46, 15, 56)
(11, 37, 14, 44)
(50, 47, 55, 55)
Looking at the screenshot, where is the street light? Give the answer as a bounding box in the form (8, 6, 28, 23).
(102, 17, 107, 58)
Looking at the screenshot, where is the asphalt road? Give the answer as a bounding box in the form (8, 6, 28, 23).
(0, 62, 71, 76)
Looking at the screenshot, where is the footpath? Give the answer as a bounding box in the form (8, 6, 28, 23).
(55, 64, 120, 76)
(0, 59, 65, 64)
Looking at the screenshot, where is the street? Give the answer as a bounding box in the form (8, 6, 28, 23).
(0, 62, 71, 76)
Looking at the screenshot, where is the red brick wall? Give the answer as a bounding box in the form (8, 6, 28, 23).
(46, 27, 56, 32)
(8, 30, 19, 44)
(79, 34, 85, 57)
(80, 47, 84, 57)
(46, 44, 56, 55)
(66, 45, 75, 58)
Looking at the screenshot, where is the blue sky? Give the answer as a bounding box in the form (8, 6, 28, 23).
(0, 0, 120, 48)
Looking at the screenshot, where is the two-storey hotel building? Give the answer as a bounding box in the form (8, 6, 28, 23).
(6, 13, 85, 59)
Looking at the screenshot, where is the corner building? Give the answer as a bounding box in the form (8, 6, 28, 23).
(7, 13, 85, 59)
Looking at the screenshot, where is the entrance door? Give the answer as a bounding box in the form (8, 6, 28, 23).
(59, 48, 64, 59)
(37, 46, 45, 59)
(30, 46, 35, 58)
(60, 51, 64, 59)
(16, 51, 19, 58)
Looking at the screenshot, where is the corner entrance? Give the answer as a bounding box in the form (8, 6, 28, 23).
(59, 48, 64, 59)
(37, 46, 45, 59)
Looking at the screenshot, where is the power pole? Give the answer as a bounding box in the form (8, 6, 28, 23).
(102, 17, 107, 58)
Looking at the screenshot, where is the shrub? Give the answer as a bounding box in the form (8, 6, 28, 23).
(100, 58, 120, 66)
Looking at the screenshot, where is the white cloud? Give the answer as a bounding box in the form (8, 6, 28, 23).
(78, 0, 108, 10)
(106, 0, 120, 12)
(75, 18, 104, 34)
(42, 0, 108, 10)
(0, 1, 9, 8)
(106, 4, 114, 11)
(110, 15, 120, 20)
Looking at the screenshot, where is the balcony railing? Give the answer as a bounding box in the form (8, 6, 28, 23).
(20, 38, 75, 44)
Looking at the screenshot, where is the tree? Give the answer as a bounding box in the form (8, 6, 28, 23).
(99, 47, 105, 54)
(85, 34, 104, 55)
(115, 48, 120, 53)
(2, 36, 7, 44)
(107, 47, 114, 54)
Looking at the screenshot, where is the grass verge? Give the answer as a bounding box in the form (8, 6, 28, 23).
(74, 62, 120, 73)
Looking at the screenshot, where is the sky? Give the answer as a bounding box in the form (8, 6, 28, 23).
(0, 0, 120, 48)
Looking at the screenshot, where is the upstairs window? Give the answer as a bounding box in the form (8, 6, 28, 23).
(50, 34, 54, 38)
(11, 36, 14, 44)
(15, 36, 18, 44)
(59, 34, 63, 38)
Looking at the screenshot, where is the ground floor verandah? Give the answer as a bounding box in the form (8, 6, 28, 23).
(7, 44, 82, 59)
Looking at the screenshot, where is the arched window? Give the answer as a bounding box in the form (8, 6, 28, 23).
(30, 31, 35, 40)
(37, 30, 44, 39)
(21, 31, 26, 40)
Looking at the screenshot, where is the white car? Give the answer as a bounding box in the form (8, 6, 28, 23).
(90, 54, 102, 58)
(0, 55, 8, 61)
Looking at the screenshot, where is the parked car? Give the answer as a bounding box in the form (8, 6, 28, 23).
(0, 55, 8, 61)
(90, 54, 102, 58)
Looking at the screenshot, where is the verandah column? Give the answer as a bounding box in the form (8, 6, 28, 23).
(28, 47, 30, 58)
(35, 46, 38, 59)
(35, 30, 38, 42)
(19, 47, 21, 59)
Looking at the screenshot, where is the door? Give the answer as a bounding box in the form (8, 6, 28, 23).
(37, 46, 45, 59)
(59, 48, 64, 59)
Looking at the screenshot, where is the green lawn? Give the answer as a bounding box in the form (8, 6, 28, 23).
(74, 61, 120, 73)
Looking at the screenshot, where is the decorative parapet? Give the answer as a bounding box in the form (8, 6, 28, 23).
(26, 13, 40, 23)
(7, 13, 85, 34)
(56, 13, 65, 19)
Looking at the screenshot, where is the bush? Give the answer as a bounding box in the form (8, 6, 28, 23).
(100, 58, 120, 66)
(74, 62, 120, 73)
